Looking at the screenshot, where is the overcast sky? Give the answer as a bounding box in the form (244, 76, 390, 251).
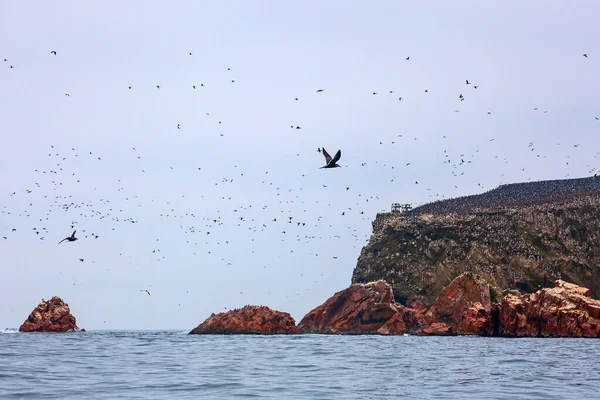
(1, 1, 599, 330)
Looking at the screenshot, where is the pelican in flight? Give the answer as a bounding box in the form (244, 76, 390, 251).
(320, 148, 342, 169)
(58, 230, 78, 245)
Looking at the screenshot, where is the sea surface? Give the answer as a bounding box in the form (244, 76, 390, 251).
(1, 330, 599, 399)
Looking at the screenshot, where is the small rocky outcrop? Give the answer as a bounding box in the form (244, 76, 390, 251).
(423, 273, 492, 335)
(189, 305, 298, 335)
(297, 280, 423, 335)
(495, 280, 600, 337)
(19, 296, 79, 332)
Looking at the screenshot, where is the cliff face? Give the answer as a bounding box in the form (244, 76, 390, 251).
(353, 183, 600, 306)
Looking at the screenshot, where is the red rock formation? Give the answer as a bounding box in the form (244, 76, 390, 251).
(297, 280, 422, 335)
(189, 305, 298, 334)
(407, 299, 428, 313)
(297, 275, 600, 337)
(424, 272, 492, 335)
(496, 280, 600, 337)
(19, 296, 79, 332)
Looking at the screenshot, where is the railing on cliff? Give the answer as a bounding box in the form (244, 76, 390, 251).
(391, 203, 413, 213)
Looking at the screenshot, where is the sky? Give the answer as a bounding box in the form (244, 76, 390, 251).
(1, 1, 599, 330)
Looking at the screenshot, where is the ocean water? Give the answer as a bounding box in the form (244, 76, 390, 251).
(0, 331, 599, 399)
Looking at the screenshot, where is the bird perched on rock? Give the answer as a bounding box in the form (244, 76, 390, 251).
(58, 230, 78, 244)
(320, 148, 342, 169)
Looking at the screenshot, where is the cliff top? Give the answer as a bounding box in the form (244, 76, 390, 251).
(399, 176, 600, 217)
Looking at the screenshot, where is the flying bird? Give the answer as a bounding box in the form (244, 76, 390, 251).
(140, 289, 151, 296)
(58, 230, 78, 244)
(583, 53, 588, 58)
(50, 51, 57, 55)
(316, 89, 324, 92)
(320, 148, 342, 169)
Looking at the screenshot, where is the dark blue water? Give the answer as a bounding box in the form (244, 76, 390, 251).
(1, 331, 599, 399)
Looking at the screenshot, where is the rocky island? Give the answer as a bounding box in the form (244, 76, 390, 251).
(19, 296, 79, 332)
(298, 176, 600, 337)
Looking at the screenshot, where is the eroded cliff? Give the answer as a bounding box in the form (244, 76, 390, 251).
(352, 177, 600, 305)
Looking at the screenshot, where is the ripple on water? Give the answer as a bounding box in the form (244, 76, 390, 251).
(0, 333, 598, 399)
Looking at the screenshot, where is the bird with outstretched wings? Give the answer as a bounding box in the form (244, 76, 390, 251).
(320, 148, 342, 169)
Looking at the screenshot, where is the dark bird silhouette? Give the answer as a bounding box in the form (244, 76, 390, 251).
(466, 79, 470, 85)
(316, 89, 324, 93)
(583, 53, 588, 58)
(58, 230, 78, 244)
(140, 289, 151, 296)
(320, 148, 342, 169)
(50, 51, 57, 55)
(405, 56, 410, 60)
